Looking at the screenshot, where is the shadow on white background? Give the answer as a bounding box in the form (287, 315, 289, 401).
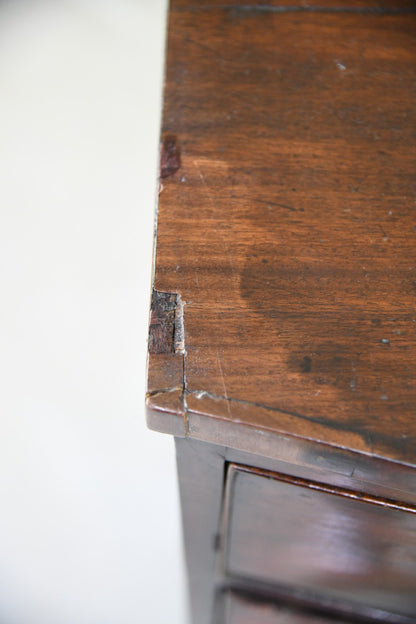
(0, 1, 188, 623)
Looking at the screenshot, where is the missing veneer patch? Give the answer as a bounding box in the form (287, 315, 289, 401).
(148, 289, 184, 355)
(160, 134, 181, 179)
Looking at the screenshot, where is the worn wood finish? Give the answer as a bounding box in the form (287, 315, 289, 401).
(148, 0, 416, 467)
(224, 464, 416, 618)
(147, 2, 416, 624)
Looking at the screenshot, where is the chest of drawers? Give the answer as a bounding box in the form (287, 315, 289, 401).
(146, 1, 416, 622)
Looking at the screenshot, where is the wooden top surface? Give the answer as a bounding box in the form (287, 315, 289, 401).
(147, 0, 416, 467)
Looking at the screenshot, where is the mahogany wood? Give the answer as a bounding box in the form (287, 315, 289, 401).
(148, 0, 416, 467)
(147, 1, 416, 623)
(175, 438, 226, 624)
(224, 464, 416, 618)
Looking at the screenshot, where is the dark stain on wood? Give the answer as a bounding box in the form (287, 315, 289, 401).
(300, 355, 312, 373)
(150, 0, 416, 465)
(149, 4, 416, 622)
(160, 133, 181, 178)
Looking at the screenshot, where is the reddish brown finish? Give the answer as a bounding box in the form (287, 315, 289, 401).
(147, 3, 416, 624)
(175, 438, 416, 624)
(226, 463, 416, 514)
(148, 0, 416, 467)
(224, 464, 416, 618)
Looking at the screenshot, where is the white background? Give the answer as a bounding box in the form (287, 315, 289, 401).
(0, 1, 188, 623)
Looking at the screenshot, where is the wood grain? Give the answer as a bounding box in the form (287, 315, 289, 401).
(147, 0, 416, 466)
(225, 464, 416, 618)
(174, 439, 416, 624)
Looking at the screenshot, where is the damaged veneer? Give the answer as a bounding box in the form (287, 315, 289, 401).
(146, 289, 187, 436)
(148, 289, 184, 355)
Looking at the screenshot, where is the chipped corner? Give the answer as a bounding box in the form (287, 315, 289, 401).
(146, 288, 187, 437)
(148, 289, 185, 356)
(160, 133, 181, 180)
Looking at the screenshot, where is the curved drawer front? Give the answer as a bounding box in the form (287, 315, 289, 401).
(224, 465, 416, 619)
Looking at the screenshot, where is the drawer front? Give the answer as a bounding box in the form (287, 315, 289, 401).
(224, 465, 416, 618)
(223, 592, 351, 624)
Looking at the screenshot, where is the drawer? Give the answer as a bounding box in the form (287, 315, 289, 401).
(222, 592, 352, 624)
(224, 465, 416, 619)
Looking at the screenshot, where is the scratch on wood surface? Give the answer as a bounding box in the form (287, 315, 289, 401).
(192, 157, 229, 207)
(186, 37, 229, 65)
(147, 386, 183, 398)
(252, 197, 297, 212)
(186, 388, 375, 451)
(217, 351, 231, 417)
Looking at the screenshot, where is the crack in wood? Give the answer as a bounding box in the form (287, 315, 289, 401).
(185, 388, 411, 457)
(148, 296, 408, 458)
(147, 387, 183, 398)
